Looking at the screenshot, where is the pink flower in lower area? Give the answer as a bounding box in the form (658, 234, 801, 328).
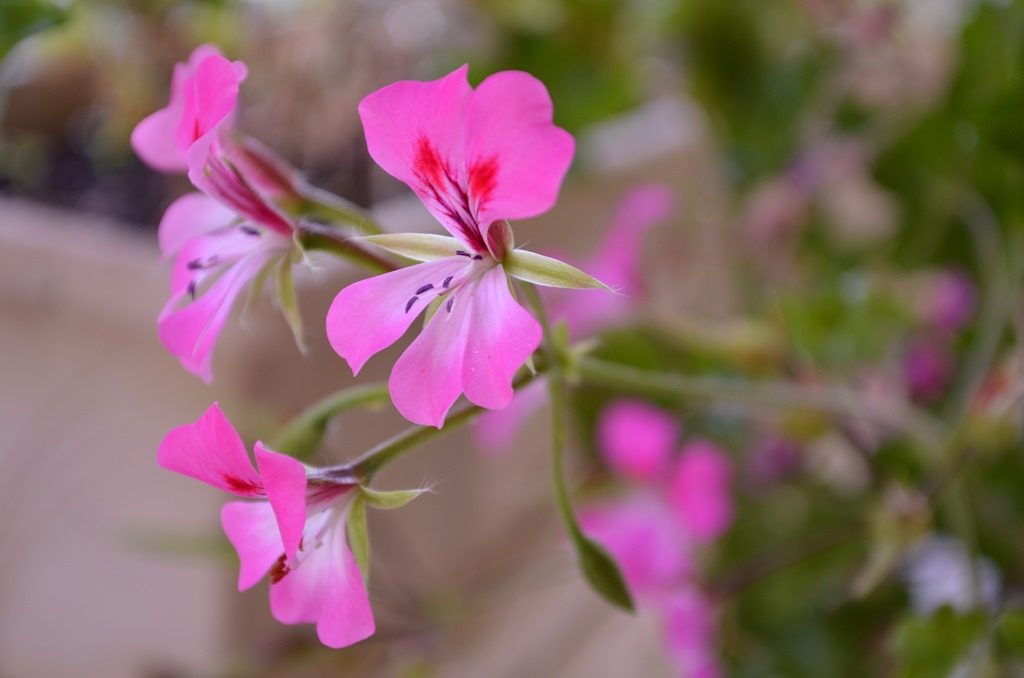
(580, 400, 733, 676)
(131, 45, 247, 173)
(327, 66, 575, 428)
(158, 403, 374, 648)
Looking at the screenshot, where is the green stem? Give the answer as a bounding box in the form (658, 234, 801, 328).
(270, 383, 391, 460)
(299, 184, 383, 235)
(298, 221, 398, 273)
(339, 369, 541, 480)
(522, 283, 634, 611)
(576, 357, 946, 459)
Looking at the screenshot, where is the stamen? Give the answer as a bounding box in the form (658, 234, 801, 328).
(240, 225, 261, 236)
(446, 298, 454, 313)
(443, 276, 454, 289)
(415, 284, 434, 294)
(187, 281, 197, 300)
(406, 296, 419, 313)
(456, 250, 471, 257)
(186, 258, 202, 271)
(472, 254, 483, 260)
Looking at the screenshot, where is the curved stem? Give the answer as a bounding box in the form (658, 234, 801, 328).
(332, 368, 542, 481)
(298, 184, 383, 235)
(270, 383, 391, 460)
(576, 357, 946, 459)
(298, 220, 399, 273)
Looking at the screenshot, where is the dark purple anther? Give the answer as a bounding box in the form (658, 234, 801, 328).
(472, 254, 483, 260)
(187, 281, 197, 299)
(405, 296, 418, 313)
(443, 276, 453, 289)
(446, 298, 454, 313)
(187, 258, 202, 270)
(456, 250, 471, 257)
(416, 284, 434, 294)
(240, 225, 261, 236)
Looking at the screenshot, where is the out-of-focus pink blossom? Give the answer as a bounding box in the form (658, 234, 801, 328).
(473, 186, 674, 451)
(902, 338, 952, 403)
(158, 403, 374, 648)
(580, 400, 733, 675)
(555, 185, 675, 337)
(131, 45, 247, 173)
(747, 435, 801, 485)
(659, 587, 722, 678)
(327, 66, 574, 427)
(579, 493, 693, 594)
(925, 269, 976, 333)
(669, 440, 734, 544)
(598, 399, 679, 483)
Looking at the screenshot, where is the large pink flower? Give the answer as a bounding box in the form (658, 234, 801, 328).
(131, 45, 247, 173)
(158, 403, 375, 648)
(327, 66, 575, 427)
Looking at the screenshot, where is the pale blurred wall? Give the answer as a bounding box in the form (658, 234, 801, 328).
(0, 97, 732, 677)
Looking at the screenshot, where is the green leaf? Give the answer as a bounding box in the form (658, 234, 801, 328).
(0, 0, 67, 60)
(346, 494, 370, 580)
(362, 233, 463, 262)
(891, 608, 988, 677)
(361, 486, 429, 510)
(570, 526, 635, 612)
(504, 249, 612, 290)
(275, 251, 305, 352)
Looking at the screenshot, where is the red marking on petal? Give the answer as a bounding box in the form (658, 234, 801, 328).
(414, 137, 444, 187)
(269, 553, 290, 583)
(469, 156, 499, 208)
(223, 474, 263, 495)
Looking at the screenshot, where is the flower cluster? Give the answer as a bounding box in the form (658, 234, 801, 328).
(141, 46, 622, 650)
(581, 400, 734, 677)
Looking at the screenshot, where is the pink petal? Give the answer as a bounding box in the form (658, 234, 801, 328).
(269, 517, 375, 649)
(175, 52, 246, 153)
(658, 587, 720, 678)
(461, 266, 541, 410)
(669, 441, 733, 543)
(388, 281, 475, 428)
(131, 106, 188, 173)
(130, 45, 242, 173)
(598, 400, 679, 483)
(589, 184, 675, 294)
(158, 192, 237, 259)
(579, 493, 692, 595)
(326, 257, 470, 375)
(158, 250, 273, 383)
(157, 402, 264, 496)
(473, 378, 547, 454)
(253, 443, 308, 561)
(168, 226, 266, 297)
(464, 70, 574, 239)
(220, 501, 283, 591)
(358, 67, 479, 245)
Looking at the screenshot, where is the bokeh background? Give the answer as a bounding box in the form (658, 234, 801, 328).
(4, 0, 1024, 676)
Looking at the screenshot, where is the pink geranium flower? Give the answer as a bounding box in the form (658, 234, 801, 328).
(158, 403, 374, 648)
(326, 66, 575, 428)
(134, 47, 303, 382)
(131, 45, 247, 173)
